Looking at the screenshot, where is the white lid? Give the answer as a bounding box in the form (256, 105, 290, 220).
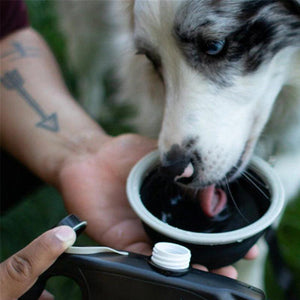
(151, 242, 191, 270)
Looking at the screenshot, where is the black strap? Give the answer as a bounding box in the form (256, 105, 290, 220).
(265, 227, 298, 300)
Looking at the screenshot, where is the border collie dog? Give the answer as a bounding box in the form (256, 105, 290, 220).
(57, 0, 300, 288)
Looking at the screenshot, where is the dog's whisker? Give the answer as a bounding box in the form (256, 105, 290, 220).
(230, 164, 270, 199)
(242, 169, 269, 189)
(225, 177, 250, 224)
(240, 171, 270, 201)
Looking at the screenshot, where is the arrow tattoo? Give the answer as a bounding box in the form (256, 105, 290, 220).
(0, 41, 39, 60)
(1, 69, 59, 132)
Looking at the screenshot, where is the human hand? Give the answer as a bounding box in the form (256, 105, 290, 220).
(58, 134, 156, 254)
(0, 226, 76, 300)
(58, 133, 258, 279)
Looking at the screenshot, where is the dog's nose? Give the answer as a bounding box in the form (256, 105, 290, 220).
(161, 144, 191, 178)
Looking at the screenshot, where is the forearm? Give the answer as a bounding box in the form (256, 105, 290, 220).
(0, 28, 109, 185)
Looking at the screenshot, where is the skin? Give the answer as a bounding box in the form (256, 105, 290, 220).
(0, 28, 258, 298)
(0, 226, 76, 300)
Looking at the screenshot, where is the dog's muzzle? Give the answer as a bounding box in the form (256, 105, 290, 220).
(160, 144, 228, 218)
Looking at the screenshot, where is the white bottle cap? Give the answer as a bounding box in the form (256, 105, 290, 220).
(151, 242, 191, 270)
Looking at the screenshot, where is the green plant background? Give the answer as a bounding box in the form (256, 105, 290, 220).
(1, 1, 299, 299)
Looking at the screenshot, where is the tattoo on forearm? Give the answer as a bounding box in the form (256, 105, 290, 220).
(0, 41, 40, 61)
(0, 69, 59, 132)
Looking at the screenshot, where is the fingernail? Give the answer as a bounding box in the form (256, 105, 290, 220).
(55, 226, 76, 247)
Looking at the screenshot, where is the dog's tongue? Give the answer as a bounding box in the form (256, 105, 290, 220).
(199, 185, 227, 218)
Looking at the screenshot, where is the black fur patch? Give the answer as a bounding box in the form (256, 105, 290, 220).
(278, 0, 300, 16)
(228, 18, 277, 72)
(239, 0, 274, 20)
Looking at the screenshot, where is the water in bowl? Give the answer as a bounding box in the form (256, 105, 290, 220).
(140, 167, 270, 233)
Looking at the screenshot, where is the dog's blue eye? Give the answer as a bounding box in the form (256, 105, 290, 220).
(205, 40, 226, 55)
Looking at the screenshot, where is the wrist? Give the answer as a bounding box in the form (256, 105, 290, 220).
(44, 129, 111, 187)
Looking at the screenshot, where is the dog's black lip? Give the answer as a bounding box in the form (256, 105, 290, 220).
(174, 153, 199, 185)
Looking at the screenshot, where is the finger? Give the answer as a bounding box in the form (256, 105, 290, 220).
(192, 264, 209, 272)
(210, 266, 238, 279)
(124, 242, 152, 256)
(38, 289, 55, 300)
(0, 226, 76, 299)
(244, 245, 259, 260)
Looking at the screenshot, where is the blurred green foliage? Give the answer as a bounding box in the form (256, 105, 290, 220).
(265, 198, 300, 299)
(25, 0, 78, 97)
(26, 0, 136, 136)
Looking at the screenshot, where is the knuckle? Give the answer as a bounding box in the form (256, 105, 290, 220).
(124, 133, 139, 140)
(38, 233, 54, 252)
(38, 229, 66, 255)
(117, 133, 138, 144)
(6, 254, 33, 282)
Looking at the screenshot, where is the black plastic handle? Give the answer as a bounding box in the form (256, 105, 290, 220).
(57, 214, 87, 236)
(19, 215, 266, 300)
(20, 254, 87, 300)
(20, 251, 265, 300)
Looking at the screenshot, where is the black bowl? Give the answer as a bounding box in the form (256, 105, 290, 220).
(127, 151, 284, 269)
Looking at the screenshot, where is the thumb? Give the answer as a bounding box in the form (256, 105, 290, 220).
(0, 226, 76, 300)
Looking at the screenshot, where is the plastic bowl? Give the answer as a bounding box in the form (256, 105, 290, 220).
(127, 150, 284, 269)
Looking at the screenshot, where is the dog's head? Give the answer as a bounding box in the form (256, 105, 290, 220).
(130, 0, 300, 188)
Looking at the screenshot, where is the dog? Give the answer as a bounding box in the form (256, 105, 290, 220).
(56, 0, 300, 289)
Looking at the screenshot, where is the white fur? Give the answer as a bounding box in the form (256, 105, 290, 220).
(56, 0, 300, 289)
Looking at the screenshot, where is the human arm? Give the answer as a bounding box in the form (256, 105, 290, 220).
(0, 28, 109, 185)
(0, 26, 156, 254)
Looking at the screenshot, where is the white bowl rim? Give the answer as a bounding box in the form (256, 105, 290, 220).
(126, 150, 285, 245)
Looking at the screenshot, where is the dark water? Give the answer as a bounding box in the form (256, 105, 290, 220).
(140, 168, 270, 233)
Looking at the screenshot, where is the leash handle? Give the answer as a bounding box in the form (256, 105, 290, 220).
(19, 215, 266, 300)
